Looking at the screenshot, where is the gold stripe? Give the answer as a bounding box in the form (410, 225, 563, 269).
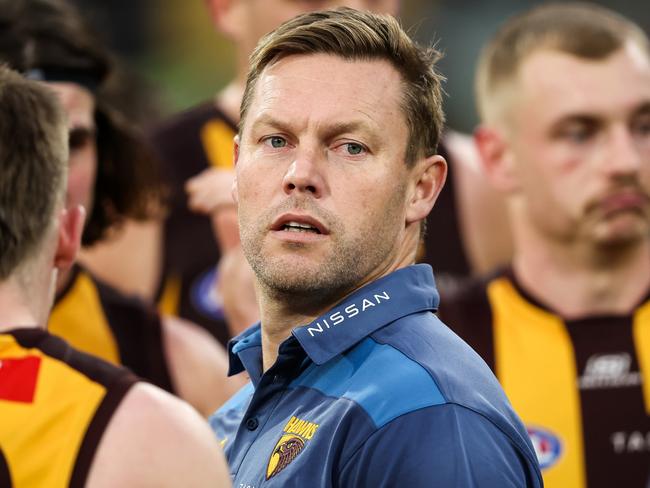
(633, 300, 650, 414)
(49, 272, 120, 364)
(200, 119, 236, 169)
(489, 277, 586, 488)
(0, 336, 105, 487)
(158, 275, 182, 317)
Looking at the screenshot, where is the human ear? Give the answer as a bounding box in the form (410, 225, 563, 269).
(54, 205, 86, 271)
(405, 154, 447, 225)
(474, 125, 520, 193)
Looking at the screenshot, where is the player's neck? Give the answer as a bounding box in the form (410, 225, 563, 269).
(513, 236, 650, 319)
(0, 279, 42, 333)
(257, 290, 332, 372)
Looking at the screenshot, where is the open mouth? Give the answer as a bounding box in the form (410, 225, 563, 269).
(282, 221, 322, 234)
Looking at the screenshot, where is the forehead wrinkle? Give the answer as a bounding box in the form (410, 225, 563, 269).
(248, 54, 405, 142)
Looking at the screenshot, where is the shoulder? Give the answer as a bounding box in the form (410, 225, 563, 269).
(294, 336, 445, 430)
(437, 273, 492, 333)
(339, 402, 542, 487)
(12, 327, 136, 391)
(162, 315, 246, 416)
(87, 382, 230, 487)
(371, 312, 534, 456)
(436, 271, 503, 369)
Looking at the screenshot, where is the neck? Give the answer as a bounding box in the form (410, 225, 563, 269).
(0, 279, 42, 333)
(257, 291, 337, 372)
(257, 238, 419, 371)
(513, 225, 650, 319)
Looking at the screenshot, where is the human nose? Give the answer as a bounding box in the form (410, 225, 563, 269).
(282, 147, 326, 198)
(603, 125, 642, 178)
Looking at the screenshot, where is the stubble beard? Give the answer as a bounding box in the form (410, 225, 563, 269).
(239, 192, 406, 307)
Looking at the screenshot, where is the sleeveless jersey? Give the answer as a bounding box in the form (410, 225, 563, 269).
(150, 102, 236, 345)
(0, 328, 137, 487)
(49, 264, 174, 393)
(438, 268, 650, 487)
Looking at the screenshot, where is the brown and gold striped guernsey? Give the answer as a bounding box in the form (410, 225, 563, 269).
(438, 268, 650, 488)
(150, 102, 237, 346)
(49, 264, 174, 393)
(0, 328, 137, 487)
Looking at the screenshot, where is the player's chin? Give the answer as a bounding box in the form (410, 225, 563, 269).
(591, 215, 650, 248)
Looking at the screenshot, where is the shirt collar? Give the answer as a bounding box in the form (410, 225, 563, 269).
(227, 325, 262, 378)
(227, 264, 439, 375)
(293, 264, 438, 365)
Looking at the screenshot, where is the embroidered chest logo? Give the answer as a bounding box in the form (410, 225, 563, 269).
(266, 416, 319, 480)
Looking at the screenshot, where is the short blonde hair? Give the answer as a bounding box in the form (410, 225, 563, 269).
(240, 7, 445, 165)
(476, 2, 650, 123)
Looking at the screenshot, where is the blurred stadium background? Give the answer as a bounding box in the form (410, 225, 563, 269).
(68, 0, 650, 133)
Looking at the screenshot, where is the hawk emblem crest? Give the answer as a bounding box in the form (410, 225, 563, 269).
(266, 435, 305, 479)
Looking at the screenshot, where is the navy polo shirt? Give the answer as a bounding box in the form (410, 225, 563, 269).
(210, 264, 543, 487)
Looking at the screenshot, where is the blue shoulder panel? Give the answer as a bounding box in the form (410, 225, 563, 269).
(290, 337, 446, 428)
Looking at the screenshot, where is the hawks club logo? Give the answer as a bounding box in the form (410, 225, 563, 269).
(527, 425, 562, 470)
(266, 416, 319, 480)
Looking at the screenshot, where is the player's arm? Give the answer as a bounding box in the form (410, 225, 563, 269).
(162, 315, 248, 416)
(86, 382, 231, 487)
(338, 404, 542, 487)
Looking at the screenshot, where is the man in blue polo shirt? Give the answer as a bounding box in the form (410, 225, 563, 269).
(210, 8, 543, 487)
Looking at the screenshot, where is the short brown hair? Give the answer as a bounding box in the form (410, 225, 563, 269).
(476, 2, 650, 123)
(240, 7, 445, 164)
(0, 65, 67, 279)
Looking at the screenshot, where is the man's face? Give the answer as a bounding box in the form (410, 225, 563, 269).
(504, 43, 650, 248)
(48, 82, 97, 216)
(239, 0, 399, 55)
(235, 53, 413, 298)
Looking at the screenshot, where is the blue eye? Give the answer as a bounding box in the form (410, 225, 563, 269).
(266, 136, 287, 148)
(345, 143, 365, 155)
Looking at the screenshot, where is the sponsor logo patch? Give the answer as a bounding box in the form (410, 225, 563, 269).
(579, 352, 641, 390)
(266, 416, 319, 480)
(306, 290, 391, 337)
(527, 426, 562, 470)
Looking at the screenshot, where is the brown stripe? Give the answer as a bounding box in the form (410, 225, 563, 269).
(69, 374, 137, 488)
(566, 315, 650, 487)
(92, 271, 175, 393)
(0, 447, 11, 487)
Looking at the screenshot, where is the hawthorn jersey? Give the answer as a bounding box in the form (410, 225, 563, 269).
(49, 264, 174, 393)
(0, 328, 137, 487)
(150, 102, 236, 345)
(438, 268, 650, 488)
